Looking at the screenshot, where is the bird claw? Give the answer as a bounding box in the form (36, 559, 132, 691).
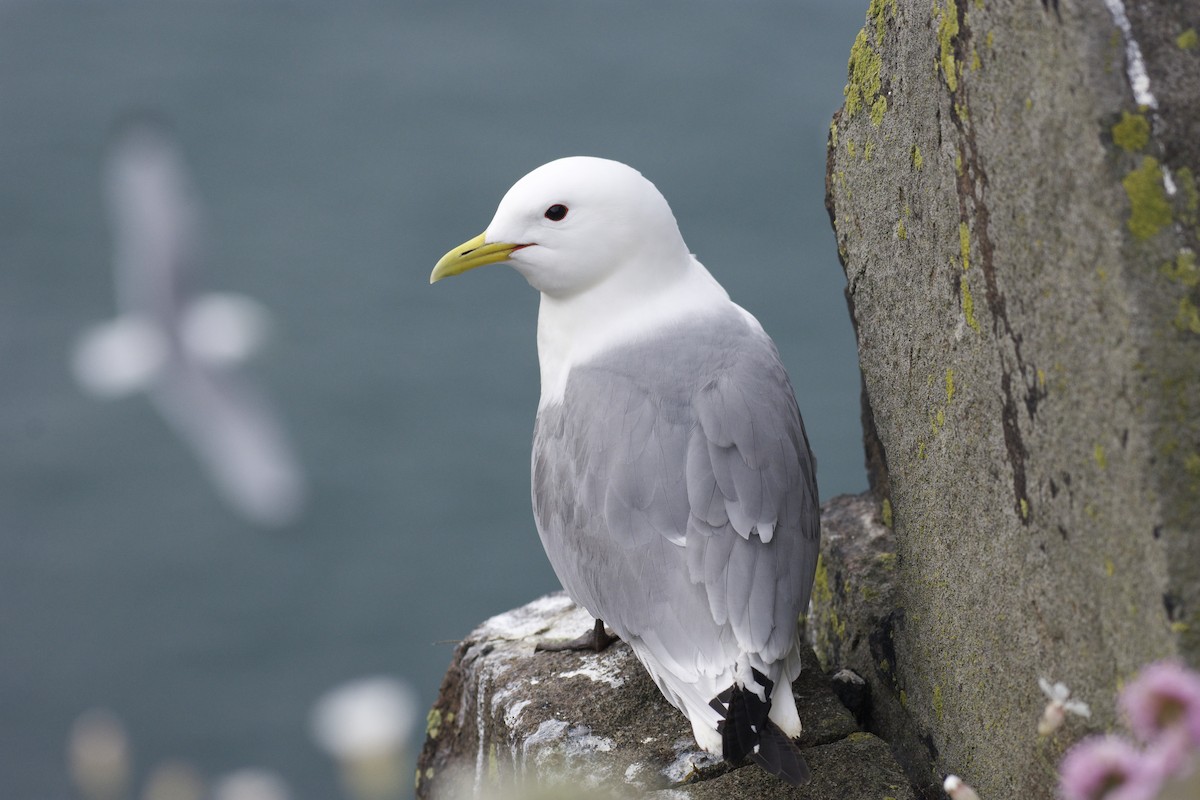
(535, 618, 618, 653)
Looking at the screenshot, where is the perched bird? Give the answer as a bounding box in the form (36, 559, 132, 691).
(71, 118, 306, 527)
(430, 157, 820, 785)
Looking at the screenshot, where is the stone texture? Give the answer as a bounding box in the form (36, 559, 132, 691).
(825, 0, 1200, 798)
(415, 591, 913, 800)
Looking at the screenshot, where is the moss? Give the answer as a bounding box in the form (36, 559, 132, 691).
(1111, 111, 1150, 152)
(1175, 297, 1200, 334)
(961, 276, 980, 332)
(882, 497, 894, 527)
(897, 218, 907, 240)
(936, 0, 960, 92)
(959, 222, 971, 271)
(1122, 156, 1172, 240)
(933, 684, 945, 721)
(1177, 28, 1198, 49)
(1162, 250, 1199, 288)
(845, 28, 883, 120)
(1172, 621, 1191, 634)
(1094, 444, 1108, 469)
(426, 708, 443, 739)
(912, 144, 924, 170)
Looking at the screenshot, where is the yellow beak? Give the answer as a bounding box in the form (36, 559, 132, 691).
(429, 232, 526, 284)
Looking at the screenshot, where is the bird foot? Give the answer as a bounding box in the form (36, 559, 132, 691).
(535, 618, 618, 653)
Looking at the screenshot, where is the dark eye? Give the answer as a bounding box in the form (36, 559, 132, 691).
(544, 204, 568, 221)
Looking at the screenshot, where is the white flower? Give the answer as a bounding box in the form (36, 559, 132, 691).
(944, 774, 981, 800)
(1039, 677, 1092, 736)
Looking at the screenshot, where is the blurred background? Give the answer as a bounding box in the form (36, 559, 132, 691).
(0, 1, 867, 797)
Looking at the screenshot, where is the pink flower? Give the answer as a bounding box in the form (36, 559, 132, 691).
(1120, 660, 1200, 749)
(1058, 736, 1162, 800)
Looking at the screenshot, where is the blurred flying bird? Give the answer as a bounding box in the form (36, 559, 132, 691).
(72, 117, 306, 527)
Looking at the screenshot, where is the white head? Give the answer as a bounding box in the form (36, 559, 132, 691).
(430, 157, 690, 299)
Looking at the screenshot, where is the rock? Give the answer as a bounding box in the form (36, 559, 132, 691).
(809, 493, 936, 794)
(826, 1, 1200, 798)
(415, 592, 913, 800)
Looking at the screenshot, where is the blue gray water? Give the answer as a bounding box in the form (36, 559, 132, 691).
(0, 1, 867, 797)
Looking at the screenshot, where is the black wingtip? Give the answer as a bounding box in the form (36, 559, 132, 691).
(749, 721, 811, 786)
(713, 670, 811, 786)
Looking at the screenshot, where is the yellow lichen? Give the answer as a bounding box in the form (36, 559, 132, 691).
(933, 684, 945, 720)
(986, 30, 994, 49)
(1177, 28, 1198, 50)
(864, 140, 875, 161)
(936, 0, 960, 92)
(829, 119, 839, 148)
(845, 28, 883, 120)
(917, 440, 926, 459)
(881, 497, 894, 527)
(1162, 250, 1199, 288)
(945, 368, 956, 402)
(912, 144, 923, 170)
(959, 222, 970, 271)
(868, 0, 898, 44)
(970, 47, 981, 71)
(1111, 111, 1150, 152)
(1020, 498, 1029, 519)
(1105, 557, 1115, 577)
(426, 708, 443, 739)
(897, 218, 907, 240)
(1095, 444, 1108, 469)
(1122, 156, 1172, 240)
(961, 276, 980, 332)
(871, 96, 888, 127)
(847, 139, 857, 158)
(1175, 297, 1200, 334)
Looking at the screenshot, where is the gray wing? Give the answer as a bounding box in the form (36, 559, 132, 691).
(532, 313, 819, 675)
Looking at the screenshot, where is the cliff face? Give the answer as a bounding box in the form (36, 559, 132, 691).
(822, 0, 1200, 797)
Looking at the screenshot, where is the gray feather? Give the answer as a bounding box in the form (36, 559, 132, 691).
(532, 308, 820, 676)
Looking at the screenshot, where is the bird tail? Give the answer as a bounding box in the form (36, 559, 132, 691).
(709, 669, 811, 787)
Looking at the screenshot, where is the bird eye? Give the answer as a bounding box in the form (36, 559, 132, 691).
(544, 204, 568, 221)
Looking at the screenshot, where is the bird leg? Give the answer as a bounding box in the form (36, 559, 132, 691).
(535, 618, 619, 653)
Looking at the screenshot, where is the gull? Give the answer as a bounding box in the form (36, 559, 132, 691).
(430, 157, 820, 785)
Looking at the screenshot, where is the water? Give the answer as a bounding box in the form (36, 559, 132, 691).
(0, 2, 867, 797)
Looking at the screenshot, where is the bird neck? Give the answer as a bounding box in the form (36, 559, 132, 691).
(535, 256, 730, 409)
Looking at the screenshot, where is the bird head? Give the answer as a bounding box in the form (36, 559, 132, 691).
(430, 157, 689, 299)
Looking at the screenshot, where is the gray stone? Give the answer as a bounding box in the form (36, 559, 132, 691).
(415, 592, 912, 800)
(826, 0, 1200, 798)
